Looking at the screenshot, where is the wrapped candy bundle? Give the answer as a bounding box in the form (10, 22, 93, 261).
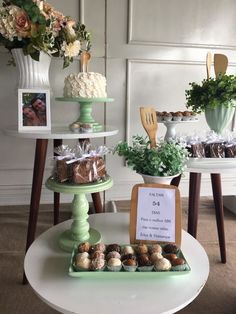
(54, 143, 109, 184)
(54, 145, 75, 182)
(204, 132, 225, 158)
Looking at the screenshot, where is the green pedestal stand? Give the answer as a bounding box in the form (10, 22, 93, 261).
(45, 176, 113, 252)
(55, 97, 114, 131)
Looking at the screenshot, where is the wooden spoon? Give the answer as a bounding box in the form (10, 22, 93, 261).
(214, 54, 228, 77)
(206, 52, 212, 79)
(140, 107, 158, 148)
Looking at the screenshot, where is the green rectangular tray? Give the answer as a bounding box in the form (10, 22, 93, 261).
(68, 245, 191, 278)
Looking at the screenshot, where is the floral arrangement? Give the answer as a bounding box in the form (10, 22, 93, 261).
(114, 135, 189, 177)
(0, 0, 91, 67)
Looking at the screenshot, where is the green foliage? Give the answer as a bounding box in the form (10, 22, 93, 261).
(185, 74, 236, 113)
(114, 135, 189, 177)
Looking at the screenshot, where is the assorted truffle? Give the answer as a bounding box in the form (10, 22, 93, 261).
(73, 242, 189, 272)
(156, 110, 197, 122)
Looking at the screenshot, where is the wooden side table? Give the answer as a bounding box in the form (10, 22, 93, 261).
(4, 125, 118, 282)
(186, 159, 236, 263)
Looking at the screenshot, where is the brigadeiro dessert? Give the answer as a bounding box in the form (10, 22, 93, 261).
(90, 258, 106, 271)
(137, 254, 152, 266)
(122, 245, 134, 255)
(94, 243, 106, 253)
(171, 257, 186, 271)
(121, 254, 136, 262)
(106, 243, 121, 253)
(136, 244, 148, 255)
(75, 257, 91, 270)
(156, 111, 164, 122)
(78, 242, 91, 253)
(107, 257, 122, 271)
(149, 244, 162, 255)
(154, 257, 171, 271)
(163, 112, 172, 122)
(172, 111, 183, 121)
(75, 252, 89, 263)
(150, 252, 163, 264)
(163, 243, 179, 254)
(182, 110, 192, 121)
(106, 251, 121, 260)
(90, 251, 105, 259)
(164, 253, 177, 262)
(122, 258, 137, 272)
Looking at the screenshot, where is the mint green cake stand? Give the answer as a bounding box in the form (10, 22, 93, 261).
(45, 176, 113, 252)
(55, 97, 114, 131)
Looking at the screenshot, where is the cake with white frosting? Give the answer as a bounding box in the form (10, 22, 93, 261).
(63, 72, 107, 98)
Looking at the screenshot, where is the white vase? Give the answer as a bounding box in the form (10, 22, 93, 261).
(140, 173, 179, 185)
(205, 103, 236, 134)
(12, 48, 51, 89)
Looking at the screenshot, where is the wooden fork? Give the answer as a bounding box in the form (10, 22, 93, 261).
(140, 107, 157, 148)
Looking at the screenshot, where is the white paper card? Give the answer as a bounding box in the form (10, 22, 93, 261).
(136, 187, 176, 242)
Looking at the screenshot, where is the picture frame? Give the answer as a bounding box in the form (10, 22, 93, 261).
(18, 89, 51, 132)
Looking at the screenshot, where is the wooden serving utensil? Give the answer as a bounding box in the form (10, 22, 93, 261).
(206, 52, 212, 79)
(214, 54, 228, 77)
(140, 107, 157, 148)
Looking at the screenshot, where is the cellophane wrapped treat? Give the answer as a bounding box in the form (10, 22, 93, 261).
(54, 145, 75, 182)
(204, 132, 225, 158)
(54, 142, 109, 184)
(186, 135, 205, 158)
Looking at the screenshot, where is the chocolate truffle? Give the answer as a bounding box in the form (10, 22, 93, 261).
(149, 244, 162, 254)
(137, 254, 152, 266)
(136, 244, 148, 254)
(94, 243, 106, 253)
(76, 257, 91, 270)
(164, 253, 177, 262)
(90, 251, 105, 259)
(171, 257, 186, 266)
(121, 254, 137, 262)
(150, 252, 163, 263)
(122, 245, 134, 255)
(106, 244, 121, 253)
(106, 251, 121, 260)
(163, 243, 179, 254)
(90, 258, 105, 270)
(78, 242, 91, 253)
(76, 252, 89, 263)
(107, 258, 122, 267)
(123, 259, 137, 266)
(154, 257, 171, 271)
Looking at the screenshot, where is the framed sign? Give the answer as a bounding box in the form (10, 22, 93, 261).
(130, 183, 182, 247)
(18, 89, 51, 132)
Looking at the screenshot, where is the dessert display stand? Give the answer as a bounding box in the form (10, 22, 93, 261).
(46, 176, 113, 252)
(4, 125, 118, 282)
(159, 119, 198, 140)
(55, 97, 114, 131)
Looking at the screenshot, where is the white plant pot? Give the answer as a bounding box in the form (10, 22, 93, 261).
(12, 48, 51, 89)
(140, 173, 180, 185)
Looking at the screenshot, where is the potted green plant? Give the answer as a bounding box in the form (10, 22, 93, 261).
(114, 135, 189, 184)
(185, 73, 236, 133)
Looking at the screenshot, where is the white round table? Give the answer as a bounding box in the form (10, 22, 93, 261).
(24, 213, 209, 314)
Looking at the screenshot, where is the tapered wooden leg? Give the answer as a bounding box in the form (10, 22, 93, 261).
(171, 174, 181, 187)
(211, 173, 226, 263)
(53, 139, 62, 225)
(187, 172, 201, 238)
(23, 138, 48, 284)
(92, 192, 103, 213)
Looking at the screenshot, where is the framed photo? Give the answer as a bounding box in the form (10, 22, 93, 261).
(18, 89, 51, 132)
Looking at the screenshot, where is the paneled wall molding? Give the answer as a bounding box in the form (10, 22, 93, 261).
(128, 0, 236, 51)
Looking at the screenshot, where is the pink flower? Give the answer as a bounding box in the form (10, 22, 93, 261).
(15, 10, 31, 38)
